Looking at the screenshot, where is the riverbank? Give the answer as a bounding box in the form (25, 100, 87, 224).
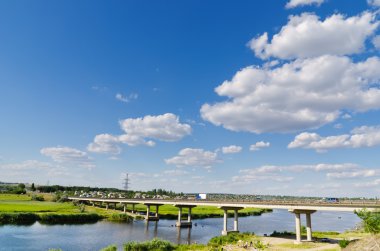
(0, 194, 132, 224)
(93, 231, 371, 251)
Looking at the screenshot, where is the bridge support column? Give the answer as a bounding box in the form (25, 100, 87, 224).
(123, 203, 127, 213)
(144, 203, 162, 221)
(174, 205, 196, 227)
(105, 203, 109, 210)
(295, 213, 301, 243)
(234, 209, 238, 231)
(306, 213, 312, 241)
(220, 207, 243, 235)
(289, 209, 316, 244)
(132, 204, 135, 214)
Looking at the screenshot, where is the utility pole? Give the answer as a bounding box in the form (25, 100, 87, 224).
(123, 173, 130, 191)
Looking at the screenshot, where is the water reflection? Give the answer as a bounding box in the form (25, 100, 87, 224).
(176, 227, 191, 245)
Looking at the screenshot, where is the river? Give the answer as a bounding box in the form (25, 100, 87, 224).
(0, 209, 361, 251)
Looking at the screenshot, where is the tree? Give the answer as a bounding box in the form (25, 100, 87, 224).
(31, 183, 36, 191)
(355, 209, 380, 234)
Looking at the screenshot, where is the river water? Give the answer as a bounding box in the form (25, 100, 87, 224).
(0, 209, 361, 251)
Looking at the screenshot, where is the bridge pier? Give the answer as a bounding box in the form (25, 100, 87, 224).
(174, 205, 197, 227)
(220, 207, 243, 235)
(144, 203, 162, 221)
(289, 209, 316, 243)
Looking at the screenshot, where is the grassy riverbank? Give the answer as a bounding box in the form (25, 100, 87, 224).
(92, 231, 364, 251)
(0, 194, 131, 224)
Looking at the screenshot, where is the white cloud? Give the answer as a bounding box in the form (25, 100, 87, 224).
(368, 0, 380, 7)
(249, 12, 378, 59)
(233, 163, 359, 184)
(165, 148, 219, 168)
(87, 134, 121, 154)
(201, 55, 380, 133)
(327, 169, 379, 179)
(342, 114, 352, 119)
(250, 141, 270, 151)
(40, 146, 94, 168)
(88, 113, 191, 154)
(285, 0, 325, 9)
(116, 93, 138, 103)
(119, 113, 191, 145)
(373, 35, 380, 49)
(222, 145, 242, 154)
(355, 179, 380, 188)
(288, 125, 380, 152)
(0, 160, 53, 171)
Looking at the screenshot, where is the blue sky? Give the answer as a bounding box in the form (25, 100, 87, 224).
(1, 0, 380, 197)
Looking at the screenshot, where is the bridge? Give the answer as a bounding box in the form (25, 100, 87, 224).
(68, 197, 380, 243)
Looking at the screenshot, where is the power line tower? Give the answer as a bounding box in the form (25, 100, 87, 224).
(123, 173, 130, 191)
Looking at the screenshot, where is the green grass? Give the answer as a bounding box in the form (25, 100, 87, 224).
(277, 242, 321, 249)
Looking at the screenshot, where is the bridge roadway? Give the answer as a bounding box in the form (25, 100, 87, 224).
(69, 197, 380, 243)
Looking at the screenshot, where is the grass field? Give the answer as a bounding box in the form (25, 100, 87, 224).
(0, 194, 80, 214)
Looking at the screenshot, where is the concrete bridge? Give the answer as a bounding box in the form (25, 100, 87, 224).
(68, 197, 380, 243)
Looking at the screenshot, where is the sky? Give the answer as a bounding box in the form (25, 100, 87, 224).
(1, 0, 380, 197)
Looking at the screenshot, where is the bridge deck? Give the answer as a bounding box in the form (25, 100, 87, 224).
(69, 197, 380, 212)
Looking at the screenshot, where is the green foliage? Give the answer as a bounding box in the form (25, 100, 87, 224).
(253, 239, 268, 250)
(31, 194, 45, 201)
(208, 232, 254, 247)
(0, 212, 39, 225)
(123, 238, 175, 251)
(270, 230, 293, 237)
(355, 209, 380, 234)
(38, 213, 102, 224)
(31, 183, 36, 191)
(338, 238, 350, 248)
(99, 244, 118, 251)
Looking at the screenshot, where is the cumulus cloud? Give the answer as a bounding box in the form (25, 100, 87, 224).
(201, 55, 380, 133)
(87, 134, 121, 154)
(288, 125, 380, 152)
(88, 113, 191, 154)
(165, 148, 219, 168)
(248, 12, 378, 59)
(250, 141, 270, 151)
(40, 146, 94, 168)
(222, 145, 242, 154)
(119, 113, 191, 145)
(285, 0, 325, 9)
(116, 93, 138, 103)
(355, 179, 380, 188)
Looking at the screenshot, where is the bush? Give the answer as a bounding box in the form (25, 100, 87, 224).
(338, 239, 350, 248)
(208, 233, 252, 247)
(31, 194, 45, 201)
(100, 245, 118, 251)
(39, 213, 102, 224)
(0, 213, 39, 225)
(253, 240, 268, 250)
(123, 238, 175, 251)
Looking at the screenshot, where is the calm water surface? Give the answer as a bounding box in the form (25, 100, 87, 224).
(0, 209, 361, 251)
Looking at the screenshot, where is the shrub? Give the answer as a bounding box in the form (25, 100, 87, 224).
(0, 213, 39, 225)
(123, 238, 175, 251)
(31, 194, 45, 201)
(39, 213, 102, 224)
(339, 239, 350, 248)
(100, 245, 118, 251)
(253, 240, 268, 250)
